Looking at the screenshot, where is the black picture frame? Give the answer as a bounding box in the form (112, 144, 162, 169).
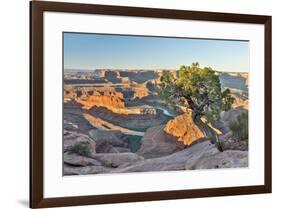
(30, 1, 272, 208)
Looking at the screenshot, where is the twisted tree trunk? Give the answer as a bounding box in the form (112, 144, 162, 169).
(192, 112, 223, 152)
(184, 95, 223, 151)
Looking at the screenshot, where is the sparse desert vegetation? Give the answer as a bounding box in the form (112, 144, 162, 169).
(63, 63, 249, 175)
(229, 112, 248, 141)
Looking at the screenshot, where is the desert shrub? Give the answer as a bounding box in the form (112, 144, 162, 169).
(69, 142, 90, 156)
(103, 159, 118, 168)
(229, 112, 248, 140)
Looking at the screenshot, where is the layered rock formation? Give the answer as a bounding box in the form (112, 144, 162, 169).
(64, 137, 248, 175)
(113, 141, 248, 173)
(64, 86, 151, 114)
(64, 152, 102, 167)
(185, 149, 248, 169)
(137, 125, 185, 159)
(87, 106, 170, 131)
(164, 111, 204, 145)
(76, 91, 125, 110)
(63, 130, 96, 156)
(63, 69, 249, 175)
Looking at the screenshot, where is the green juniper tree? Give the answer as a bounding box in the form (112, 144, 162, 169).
(160, 62, 234, 151)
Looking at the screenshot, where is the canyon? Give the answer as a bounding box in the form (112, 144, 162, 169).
(63, 69, 249, 175)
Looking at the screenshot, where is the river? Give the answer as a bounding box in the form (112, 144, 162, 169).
(156, 107, 175, 117)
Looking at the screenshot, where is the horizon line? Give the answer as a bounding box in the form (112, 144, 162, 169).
(64, 68, 248, 73)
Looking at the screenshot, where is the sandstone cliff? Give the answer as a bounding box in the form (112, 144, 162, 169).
(164, 111, 204, 145)
(76, 91, 125, 110)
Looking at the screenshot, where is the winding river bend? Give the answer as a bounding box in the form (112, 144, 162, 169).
(83, 113, 145, 136)
(82, 106, 175, 137)
(155, 107, 175, 117)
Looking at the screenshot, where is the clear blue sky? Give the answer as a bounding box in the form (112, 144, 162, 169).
(64, 32, 249, 72)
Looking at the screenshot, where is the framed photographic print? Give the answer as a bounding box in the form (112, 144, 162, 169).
(30, 1, 272, 208)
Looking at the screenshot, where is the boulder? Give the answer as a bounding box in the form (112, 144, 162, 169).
(113, 140, 248, 173)
(63, 164, 112, 175)
(91, 152, 144, 168)
(185, 150, 248, 169)
(63, 131, 96, 155)
(88, 129, 128, 148)
(137, 125, 185, 159)
(220, 131, 248, 151)
(164, 112, 204, 145)
(88, 129, 127, 154)
(64, 152, 102, 166)
(63, 139, 248, 175)
(114, 140, 218, 173)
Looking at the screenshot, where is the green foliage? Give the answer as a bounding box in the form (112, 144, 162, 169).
(229, 112, 248, 140)
(103, 159, 117, 168)
(69, 142, 90, 156)
(159, 62, 234, 122)
(221, 88, 235, 111)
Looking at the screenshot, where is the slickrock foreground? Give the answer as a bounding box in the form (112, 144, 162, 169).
(64, 138, 248, 175)
(137, 125, 185, 159)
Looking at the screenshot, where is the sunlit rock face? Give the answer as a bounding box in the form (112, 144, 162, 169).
(63, 69, 249, 175)
(64, 87, 155, 115)
(76, 91, 126, 110)
(164, 111, 204, 146)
